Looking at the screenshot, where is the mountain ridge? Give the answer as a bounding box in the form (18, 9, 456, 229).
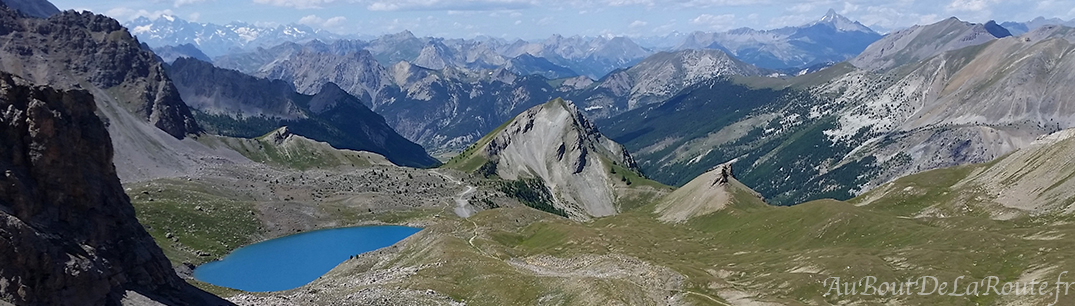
(167, 57, 440, 168)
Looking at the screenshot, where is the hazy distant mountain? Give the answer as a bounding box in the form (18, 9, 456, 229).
(673, 9, 882, 70)
(257, 48, 397, 109)
(633, 31, 688, 50)
(1001, 17, 1075, 35)
(498, 34, 652, 79)
(150, 43, 212, 63)
(125, 15, 343, 57)
(565, 49, 767, 119)
(166, 57, 440, 167)
(505, 53, 577, 79)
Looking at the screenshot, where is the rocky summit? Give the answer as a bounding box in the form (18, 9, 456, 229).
(0, 6, 200, 139)
(0, 72, 227, 305)
(447, 98, 642, 219)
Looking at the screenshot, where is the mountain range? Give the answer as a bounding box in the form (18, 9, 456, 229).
(12, 0, 1075, 304)
(126, 15, 345, 57)
(132, 9, 883, 80)
(600, 17, 1074, 207)
(674, 9, 883, 70)
(1001, 16, 1075, 35)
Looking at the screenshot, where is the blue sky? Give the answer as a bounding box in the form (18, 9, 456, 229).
(51, 0, 1075, 39)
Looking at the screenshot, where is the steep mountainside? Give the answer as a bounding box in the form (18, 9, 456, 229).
(0, 72, 227, 305)
(0, 6, 246, 182)
(602, 77, 841, 205)
(0, 0, 56, 18)
(0, 9, 200, 139)
(855, 128, 1075, 219)
(166, 58, 439, 168)
(850, 18, 1011, 71)
(674, 9, 881, 70)
(446, 99, 644, 219)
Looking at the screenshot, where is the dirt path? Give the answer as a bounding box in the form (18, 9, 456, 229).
(431, 170, 477, 218)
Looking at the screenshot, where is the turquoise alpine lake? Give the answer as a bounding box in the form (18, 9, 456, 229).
(193, 225, 422, 292)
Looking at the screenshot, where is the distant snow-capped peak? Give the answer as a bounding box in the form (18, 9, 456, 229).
(813, 8, 876, 33)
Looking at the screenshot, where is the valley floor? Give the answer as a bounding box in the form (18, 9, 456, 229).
(127, 155, 1075, 305)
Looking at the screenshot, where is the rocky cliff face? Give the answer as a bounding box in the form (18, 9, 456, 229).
(0, 4, 237, 183)
(0, 72, 227, 305)
(0, 7, 200, 139)
(469, 99, 639, 219)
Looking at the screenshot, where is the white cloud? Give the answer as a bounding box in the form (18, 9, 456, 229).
(188, 12, 201, 21)
(174, 0, 209, 8)
(104, 7, 176, 21)
(945, 0, 996, 12)
(691, 13, 736, 30)
(362, 0, 535, 11)
(788, 3, 814, 13)
(253, 0, 335, 9)
(629, 20, 648, 28)
(605, 0, 653, 6)
(765, 13, 811, 28)
(298, 14, 349, 29)
(323, 16, 348, 27)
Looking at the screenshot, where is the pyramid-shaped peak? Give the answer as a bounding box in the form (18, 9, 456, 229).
(821, 8, 840, 21)
(813, 8, 875, 33)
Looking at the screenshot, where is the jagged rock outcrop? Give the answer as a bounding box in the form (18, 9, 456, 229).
(654, 163, 763, 223)
(0, 6, 200, 139)
(0, 72, 228, 305)
(459, 98, 639, 219)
